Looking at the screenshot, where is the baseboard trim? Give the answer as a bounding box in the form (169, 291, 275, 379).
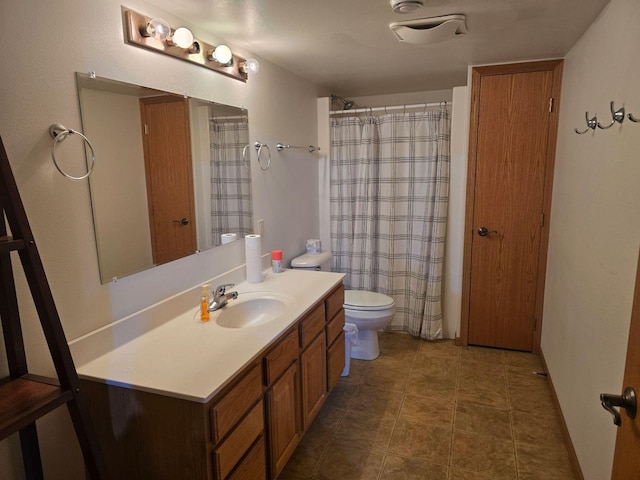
(539, 350, 585, 480)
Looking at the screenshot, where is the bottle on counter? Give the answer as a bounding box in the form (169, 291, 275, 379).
(271, 250, 283, 273)
(200, 284, 210, 321)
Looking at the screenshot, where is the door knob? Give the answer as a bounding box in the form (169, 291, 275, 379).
(173, 218, 189, 226)
(477, 227, 498, 237)
(600, 387, 637, 426)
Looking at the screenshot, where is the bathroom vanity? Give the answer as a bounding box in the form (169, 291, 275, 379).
(70, 269, 345, 480)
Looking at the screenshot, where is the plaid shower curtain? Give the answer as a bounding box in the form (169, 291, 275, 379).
(209, 117, 253, 246)
(330, 110, 450, 340)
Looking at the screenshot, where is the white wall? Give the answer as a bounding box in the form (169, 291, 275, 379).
(0, 1, 320, 478)
(444, 86, 470, 339)
(541, 0, 640, 478)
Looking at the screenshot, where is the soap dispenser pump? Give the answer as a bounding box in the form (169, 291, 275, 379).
(200, 284, 210, 322)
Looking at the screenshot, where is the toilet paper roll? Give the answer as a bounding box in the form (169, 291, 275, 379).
(221, 233, 237, 245)
(306, 239, 322, 254)
(245, 234, 262, 283)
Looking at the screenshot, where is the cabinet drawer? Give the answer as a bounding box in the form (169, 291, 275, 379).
(299, 303, 325, 349)
(326, 309, 345, 346)
(227, 436, 267, 480)
(327, 331, 346, 391)
(211, 363, 263, 443)
(325, 284, 344, 321)
(213, 400, 264, 480)
(264, 329, 299, 386)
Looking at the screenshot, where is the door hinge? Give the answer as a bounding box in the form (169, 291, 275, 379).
(549, 98, 554, 113)
(533, 317, 537, 330)
(541, 212, 545, 228)
(144, 124, 149, 135)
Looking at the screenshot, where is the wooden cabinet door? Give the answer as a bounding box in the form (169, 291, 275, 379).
(327, 331, 345, 391)
(464, 61, 562, 352)
(266, 362, 300, 478)
(301, 332, 327, 430)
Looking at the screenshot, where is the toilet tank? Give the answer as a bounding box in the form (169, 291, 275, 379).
(290, 251, 332, 271)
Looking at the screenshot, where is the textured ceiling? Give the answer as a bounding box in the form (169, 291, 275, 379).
(145, 0, 610, 96)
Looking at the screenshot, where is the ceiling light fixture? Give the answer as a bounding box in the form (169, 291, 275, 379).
(124, 8, 254, 82)
(390, 0, 425, 14)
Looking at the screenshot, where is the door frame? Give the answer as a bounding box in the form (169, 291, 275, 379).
(611, 248, 640, 478)
(459, 60, 564, 353)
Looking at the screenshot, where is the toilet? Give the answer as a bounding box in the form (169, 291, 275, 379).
(290, 252, 395, 360)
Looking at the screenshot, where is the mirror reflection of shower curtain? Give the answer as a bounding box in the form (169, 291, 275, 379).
(330, 111, 450, 340)
(209, 117, 253, 246)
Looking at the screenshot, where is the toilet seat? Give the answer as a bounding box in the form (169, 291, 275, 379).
(344, 290, 394, 311)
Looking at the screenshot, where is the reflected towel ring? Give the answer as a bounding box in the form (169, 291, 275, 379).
(254, 141, 271, 170)
(241, 144, 250, 167)
(49, 124, 96, 180)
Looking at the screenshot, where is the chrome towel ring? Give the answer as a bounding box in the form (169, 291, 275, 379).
(254, 141, 271, 170)
(49, 123, 96, 180)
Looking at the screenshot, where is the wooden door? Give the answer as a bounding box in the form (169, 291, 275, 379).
(301, 332, 327, 430)
(611, 249, 640, 478)
(266, 362, 300, 478)
(140, 95, 196, 266)
(462, 61, 563, 352)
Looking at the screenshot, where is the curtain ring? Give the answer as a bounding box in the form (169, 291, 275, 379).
(49, 124, 96, 181)
(254, 141, 271, 170)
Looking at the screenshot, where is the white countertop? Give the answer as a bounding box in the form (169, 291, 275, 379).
(70, 269, 344, 403)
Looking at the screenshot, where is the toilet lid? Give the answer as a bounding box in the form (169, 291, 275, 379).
(344, 290, 395, 311)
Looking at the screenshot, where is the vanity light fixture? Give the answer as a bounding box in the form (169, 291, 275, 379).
(167, 27, 195, 49)
(144, 17, 171, 40)
(123, 7, 254, 82)
(240, 58, 261, 75)
(208, 44, 233, 65)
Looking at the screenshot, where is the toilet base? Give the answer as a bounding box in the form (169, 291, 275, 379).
(350, 329, 381, 360)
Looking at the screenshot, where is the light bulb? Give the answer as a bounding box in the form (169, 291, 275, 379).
(169, 27, 194, 48)
(208, 45, 233, 65)
(240, 58, 261, 75)
(145, 18, 171, 41)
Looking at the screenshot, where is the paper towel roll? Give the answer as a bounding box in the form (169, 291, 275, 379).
(306, 239, 322, 254)
(221, 233, 238, 245)
(245, 234, 262, 283)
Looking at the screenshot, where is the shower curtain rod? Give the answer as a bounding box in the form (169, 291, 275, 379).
(209, 114, 247, 121)
(330, 101, 449, 116)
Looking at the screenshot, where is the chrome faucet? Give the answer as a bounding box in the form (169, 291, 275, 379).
(208, 283, 239, 312)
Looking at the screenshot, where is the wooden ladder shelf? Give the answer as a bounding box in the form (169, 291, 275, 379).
(0, 136, 106, 479)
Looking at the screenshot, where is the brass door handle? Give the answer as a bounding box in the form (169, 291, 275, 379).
(600, 387, 637, 426)
(173, 218, 189, 226)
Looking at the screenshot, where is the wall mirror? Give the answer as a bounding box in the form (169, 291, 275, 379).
(76, 72, 253, 283)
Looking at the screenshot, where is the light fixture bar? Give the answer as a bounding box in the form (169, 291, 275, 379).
(124, 8, 249, 82)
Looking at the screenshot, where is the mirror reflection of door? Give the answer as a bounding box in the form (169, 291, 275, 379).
(139, 95, 196, 265)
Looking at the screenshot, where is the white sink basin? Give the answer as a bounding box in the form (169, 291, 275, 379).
(215, 292, 292, 328)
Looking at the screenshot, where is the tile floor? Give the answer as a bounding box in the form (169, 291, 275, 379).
(280, 333, 576, 480)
